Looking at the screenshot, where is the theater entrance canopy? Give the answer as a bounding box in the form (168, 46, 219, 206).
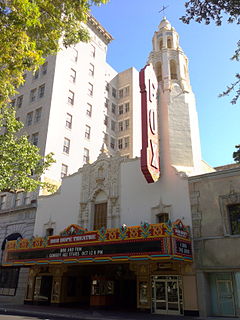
(3, 220, 192, 267)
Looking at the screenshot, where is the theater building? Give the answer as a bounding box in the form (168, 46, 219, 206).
(1, 16, 216, 315)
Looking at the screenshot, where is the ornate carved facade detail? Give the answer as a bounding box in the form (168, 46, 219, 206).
(78, 151, 124, 230)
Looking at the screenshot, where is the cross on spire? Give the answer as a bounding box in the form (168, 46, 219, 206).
(158, 5, 169, 17)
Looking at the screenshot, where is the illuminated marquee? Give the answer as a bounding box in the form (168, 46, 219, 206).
(3, 221, 192, 266)
(139, 63, 160, 183)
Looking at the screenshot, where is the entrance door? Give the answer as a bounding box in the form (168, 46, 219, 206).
(216, 280, 235, 316)
(34, 276, 53, 304)
(152, 276, 182, 315)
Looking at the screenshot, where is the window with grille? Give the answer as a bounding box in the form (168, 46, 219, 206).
(228, 204, 240, 235)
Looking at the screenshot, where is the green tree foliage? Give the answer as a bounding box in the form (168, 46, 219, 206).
(233, 145, 240, 163)
(181, 0, 240, 104)
(0, 0, 108, 192)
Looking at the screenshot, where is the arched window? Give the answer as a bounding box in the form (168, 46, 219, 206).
(167, 38, 172, 48)
(159, 39, 163, 50)
(155, 62, 162, 82)
(170, 60, 177, 80)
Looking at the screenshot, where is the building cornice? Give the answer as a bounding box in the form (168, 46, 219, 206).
(87, 14, 113, 44)
(188, 166, 240, 182)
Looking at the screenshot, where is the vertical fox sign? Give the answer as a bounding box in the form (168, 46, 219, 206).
(139, 64, 160, 183)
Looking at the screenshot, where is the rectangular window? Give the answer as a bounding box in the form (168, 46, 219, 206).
(63, 137, 70, 154)
(88, 83, 93, 96)
(111, 103, 116, 114)
(17, 95, 23, 108)
(104, 133, 108, 146)
(110, 137, 115, 150)
(118, 105, 123, 115)
(33, 69, 39, 80)
(90, 44, 96, 58)
(41, 62, 48, 75)
(119, 121, 123, 132)
(38, 84, 45, 98)
(125, 119, 130, 130)
(72, 47, 78, 62)
(20, 74, 27, 87)
(118, 138, 123, 150)
(105, 98, 109, 109)
(112, 87, 117, 98)
(105, 82, 109, 92)
(89, 63, 94, 77)
(26, 112, 33, 126)
(125, 102, 130, 113)
(86, 103, 92, 117)
(34, 107, 42, 123)
(32, 132, 39, 146)
(68, 90, 74, 105)
(119, 86, 129, 98)
(0, 195, 6, 210)
(85, 125, 91, 139)
(124, 136, 129, 149)
(94, 203, 107, 230)
(65, 113, 72, 129)
(30, 89, 37, 102)
(228, 204, 240, 235)
(111, 120, 115, 132)
(61, 164, 68, 178)
(83, 148, 89, 164)
(104, 115, 108, 127)
(70, 68, 76, 83)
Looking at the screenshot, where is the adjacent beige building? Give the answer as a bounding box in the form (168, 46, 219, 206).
(189, 164, 240, 317)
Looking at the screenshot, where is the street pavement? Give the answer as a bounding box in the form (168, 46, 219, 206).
(0, 304, 240, 320)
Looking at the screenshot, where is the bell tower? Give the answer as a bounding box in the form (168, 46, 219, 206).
(148, 17, 203, 175)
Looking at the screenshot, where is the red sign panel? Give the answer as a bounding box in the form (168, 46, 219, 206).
(139, 64, 160, 183)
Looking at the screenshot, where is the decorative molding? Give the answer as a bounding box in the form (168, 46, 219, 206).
(79, 154, 124, 229)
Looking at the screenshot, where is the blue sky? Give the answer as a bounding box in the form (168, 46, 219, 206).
(91, 0, 240, 167)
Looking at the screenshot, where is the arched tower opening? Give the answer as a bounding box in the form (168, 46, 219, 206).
(170, 60, 177, 80)
(155, 61, 162, 82)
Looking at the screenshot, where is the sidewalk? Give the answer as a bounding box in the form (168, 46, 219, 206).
(0, 304, 239, 320)
(0, 304, 196, 320)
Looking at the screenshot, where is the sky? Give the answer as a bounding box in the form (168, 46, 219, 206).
(90, 0, 240, 168)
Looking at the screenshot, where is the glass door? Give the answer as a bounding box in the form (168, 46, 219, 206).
(152, 276, 183, 315)
(216, 280, 235, 316)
